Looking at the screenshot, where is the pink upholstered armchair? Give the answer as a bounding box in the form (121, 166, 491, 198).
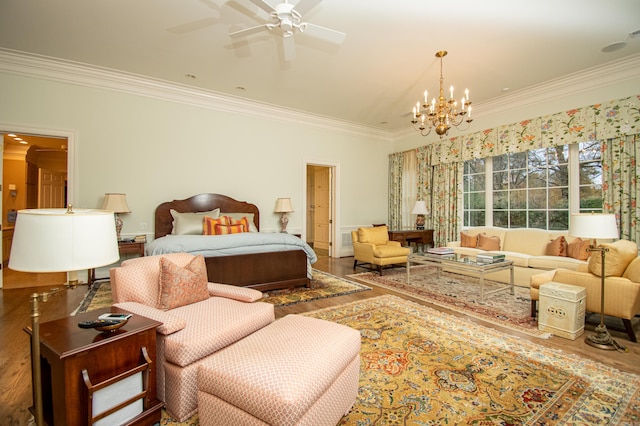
(110, 253, 275, 421)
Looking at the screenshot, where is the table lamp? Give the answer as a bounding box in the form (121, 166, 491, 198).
(274, 198, 294, 233)
(9, 206, 120, 426)
(568, 213, 624, 351)
(102, 193, 131, 240)
(411, 200, 429, 230)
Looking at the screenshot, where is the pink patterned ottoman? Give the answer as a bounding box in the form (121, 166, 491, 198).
(197, 314, 361, 426)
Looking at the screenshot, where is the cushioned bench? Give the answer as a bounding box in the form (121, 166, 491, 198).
(197, 314, 361, 425)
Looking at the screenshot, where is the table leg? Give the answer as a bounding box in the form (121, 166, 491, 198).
(510, 266, 515, 295)
(406, 260, 411, 283)
(480, 273, 485, 299)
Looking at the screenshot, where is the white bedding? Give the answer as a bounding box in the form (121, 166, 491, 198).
(145, 232, 317, 278)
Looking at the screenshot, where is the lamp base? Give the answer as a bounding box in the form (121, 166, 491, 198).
(585, 324, 626, 351)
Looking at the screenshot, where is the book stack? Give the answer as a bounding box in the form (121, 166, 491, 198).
(134, 235, 147, 243)
(476, 253, 506, 264)
(427, 247, 454, 255)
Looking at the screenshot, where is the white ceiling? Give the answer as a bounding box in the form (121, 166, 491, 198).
(1, 0, 640, 133)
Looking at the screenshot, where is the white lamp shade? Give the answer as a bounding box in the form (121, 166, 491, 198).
(411, 200, 429, 215)
(274, 198, 294, 213)
(102, 193, 131, 213)
(9, 208, 120, 273)
(569, 213, 619, 240)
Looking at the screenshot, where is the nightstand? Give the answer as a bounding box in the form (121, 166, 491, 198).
(88, 241, 145, 285)
(25, 308, 163, 425)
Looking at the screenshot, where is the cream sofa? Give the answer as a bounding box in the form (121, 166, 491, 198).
(446, 226, 589, 287)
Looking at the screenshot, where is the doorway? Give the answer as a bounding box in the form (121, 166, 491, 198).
(305, 164, 334, 258)
(2, 131, 70, 288)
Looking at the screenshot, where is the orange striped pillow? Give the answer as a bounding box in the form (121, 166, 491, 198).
(229, 216, 251, 233)
(203, 216, 230, 235)
(214, 224, 246, 235)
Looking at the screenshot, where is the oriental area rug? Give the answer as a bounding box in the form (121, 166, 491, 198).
(348, 265, 548, 338)
(160, 295, 640, 425)
(73, 269, 370, 314)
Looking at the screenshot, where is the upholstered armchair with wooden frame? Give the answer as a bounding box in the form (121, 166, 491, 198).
(110, 253, 275, 421)
(352, 225, 411, 275)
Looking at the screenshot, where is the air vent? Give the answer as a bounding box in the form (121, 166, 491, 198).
(630, 29, 640, 38)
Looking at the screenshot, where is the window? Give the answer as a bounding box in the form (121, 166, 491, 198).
(463, 158, 486, 227)
(463, 142, 602, 230)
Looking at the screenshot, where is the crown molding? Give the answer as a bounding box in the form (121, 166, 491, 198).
(392, 53, 640, 140)
(0, 48, 393, 142)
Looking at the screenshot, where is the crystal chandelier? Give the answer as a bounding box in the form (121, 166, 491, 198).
(411, 51, 473, 137)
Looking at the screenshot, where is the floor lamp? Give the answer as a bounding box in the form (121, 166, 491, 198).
(8, 206, 120, 426)
(569, 213, 625, 351)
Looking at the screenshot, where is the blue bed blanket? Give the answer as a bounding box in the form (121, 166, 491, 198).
(145, 232, 317, 278)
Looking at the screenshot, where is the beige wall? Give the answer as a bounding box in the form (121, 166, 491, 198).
(0, 71, 392, 253)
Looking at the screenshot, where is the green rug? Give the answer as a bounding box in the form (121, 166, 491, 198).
(73, 269, 370, 314)
(306, 295, 640, 425)
(348, 265, 549, 338)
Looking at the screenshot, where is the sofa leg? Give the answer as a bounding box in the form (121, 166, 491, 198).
(353, 260, 358, 270)
(378, 265, 383, 275)
(531, 300, 537, 318)
(623, 319, 637, 343)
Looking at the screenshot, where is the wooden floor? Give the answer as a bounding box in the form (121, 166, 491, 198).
(1, 255, 639, 425)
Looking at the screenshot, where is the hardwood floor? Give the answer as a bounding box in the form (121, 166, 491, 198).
(1, 255, 638, 425)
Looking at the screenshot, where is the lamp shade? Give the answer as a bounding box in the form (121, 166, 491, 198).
(569, 213, 619, 240)
(411, 200, 429, 215)
(101, 193, 131, 214)
(274, 198, 294, 213)
(9, 208, 120, 273)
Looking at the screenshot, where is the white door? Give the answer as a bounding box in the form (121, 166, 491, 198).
(313, 167, 331, 252)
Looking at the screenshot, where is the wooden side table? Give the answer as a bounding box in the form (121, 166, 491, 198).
(387, 229, 434, 249)
(25, 308, 163, 425)
(89, 241, 145, 285)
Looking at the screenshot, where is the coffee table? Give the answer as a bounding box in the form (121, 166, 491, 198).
(407, 252, 514, 300)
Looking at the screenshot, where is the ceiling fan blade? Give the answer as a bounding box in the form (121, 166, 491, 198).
(283, 36, 296, 61)
(229, 24, 269, 38)
(299, 23, 346, 44)
(292, 0, 322, 16)
(247, 0, 276, 14)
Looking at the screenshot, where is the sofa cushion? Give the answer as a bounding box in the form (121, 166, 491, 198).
(623, 257, 640, 282)
(460, 232, 478, 248)
(372, 244, 410, 258)
(165, 298, 274, 367)
(546, 236, 567, 256)
(528, 255, 586, 271)
(588, 239, 638, 277)
(359, 226, 389, 245)
(158, 255, 210, 310)
(477, 233, 500, 251)
(502, 228, 552, 256)
(567, 238, 592, 260)
(497, 251, 532, 268)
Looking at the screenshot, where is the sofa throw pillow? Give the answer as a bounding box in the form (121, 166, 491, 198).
(203, 216, 231, 235)
(157, 255, 209, 310)
(566, 238, 591, 260)
(460, 232, 479, 248)
(545, 236, 567, 256)
(477, 233, 500, 251)
(588, 239, 639, 277)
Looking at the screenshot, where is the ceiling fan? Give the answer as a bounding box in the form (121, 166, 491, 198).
(229, 0, 346, 61)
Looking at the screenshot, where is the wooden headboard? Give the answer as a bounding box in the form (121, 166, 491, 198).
(154, 193, 261, 239)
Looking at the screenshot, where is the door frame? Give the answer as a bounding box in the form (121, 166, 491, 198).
(0, 123, 75, 289)
(303, 159, 340, 258)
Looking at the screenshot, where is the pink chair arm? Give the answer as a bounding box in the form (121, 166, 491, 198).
(207, 283, 263, 302)
(113, 302, 187, 335)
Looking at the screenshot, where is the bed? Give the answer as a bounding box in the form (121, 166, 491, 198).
(147, 193, 316, 291)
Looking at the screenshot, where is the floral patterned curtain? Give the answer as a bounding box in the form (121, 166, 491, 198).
(388, 152, 404, 230)
(392, 94, 640, 244)
(416, 146, 432, 229)
(603, 133, 640, 242)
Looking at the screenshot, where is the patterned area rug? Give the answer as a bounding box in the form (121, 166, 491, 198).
(73, 269, 370, 314)
(306, 295, 640, 425)
(348, 265, 549, 338)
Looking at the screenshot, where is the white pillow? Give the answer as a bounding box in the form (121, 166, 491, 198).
(170, 208, 220, 235)
(220, 212, 258, 232)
